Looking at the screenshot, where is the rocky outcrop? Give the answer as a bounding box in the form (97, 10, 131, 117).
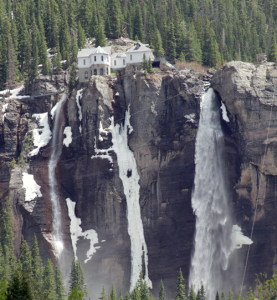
(5, 60, 277, 299)
(211, 61, 277, 291)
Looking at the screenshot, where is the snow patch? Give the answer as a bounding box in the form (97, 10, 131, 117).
(185, 113, 196, 123)
(29, 113, 52, 156)
(66, 198, 99, 263)
(22, 172, 42, 202)
(115, 92, 119, 96)
(63, 127, 72, 147)
(231, 225, 253, 249)
(0, 85, 28, 100)
(221, 102, 230, 122)
(76, 89, 83, 133)
(2, 103, 8, 122)
(110, 106, 151, 290)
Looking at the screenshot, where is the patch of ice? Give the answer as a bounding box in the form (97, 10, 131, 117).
(221, 102, 230, 122)
(63, 127, 72, 147)
(231, 225, 253, 249)
(98, 121, 109, 142)
(76, 89, 83, 133)
(2, 104, 8, 122)
(0, 85, 28, 100)
(185, 113, 195, 123)
(115, 92, 119, 96)
(110, 106, 151, 290)
(29, 113, 52, 156)
(66, 198, 99, 263)
(101, 240, 106, 242)
(22, 172, 42, 201)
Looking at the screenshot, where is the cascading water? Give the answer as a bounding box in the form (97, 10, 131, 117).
(48, 93, 67, 258)
(189, 88, 235, 300)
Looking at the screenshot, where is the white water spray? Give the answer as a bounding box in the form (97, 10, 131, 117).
(189, 88, 249, 300)
(48, 93, 67, 258)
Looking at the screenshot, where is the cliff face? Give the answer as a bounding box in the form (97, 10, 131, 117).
(3, 62, 277, 298)
(211, 61, 277, 290)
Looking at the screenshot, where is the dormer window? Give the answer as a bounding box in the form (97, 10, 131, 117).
(83, 59, 86, 65)
(94, 56, 96, 61)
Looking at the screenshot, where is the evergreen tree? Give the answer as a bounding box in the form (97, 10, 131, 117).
(269, 28, 277, 63)
(69, 285, 85, 300)
(70, 37, 79, 64)
(221, 292, 225, 300)
(143, 53, 148, 71)
(98, 285, 108, 300)
(106, 0, 121, 38)
(158, 280, 166, 300)
(95, 16, 107, 47)
(188, 286, 197, 300)
(110, 283, 117, 300)
(59, 8, 71, 64)
(148, 57, 154, 74)
(77, 21, 86, 49)
(167, 21, 177, 61)
(6, 271, 33, 300)
(69, 258, 88, 297)
(176, 269, 186, 300)
(19, 237, 32, 276)
(153, 29, 164, 58)
(69, 64, 77, 93)
(43, 259, 57, 300)
(184, 24, 202, 63)
(199, 285, 206, 300)
(215, 292, 220, 300)
(55, 266, 66, 300)
(124, 292, 130, 300)
(133, 3, 144, 42)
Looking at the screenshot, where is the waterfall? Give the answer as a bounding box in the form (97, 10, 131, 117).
(48, 93, 67, 258)
(189, 88, 234, 300)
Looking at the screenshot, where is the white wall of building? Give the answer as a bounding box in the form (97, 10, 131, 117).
(111, 56, 127, 69)
(78, 57, 90, 68)
(126, 51, 151, 65)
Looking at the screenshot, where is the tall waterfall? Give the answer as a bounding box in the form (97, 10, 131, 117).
(189, 88, 234, 300)
(48, 93, 67, 258)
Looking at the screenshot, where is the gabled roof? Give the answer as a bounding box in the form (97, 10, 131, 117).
(78, 46, 112, 58)
(126, 43, 151, 53)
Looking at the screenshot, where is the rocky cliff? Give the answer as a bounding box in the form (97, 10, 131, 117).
(1, 62, 276, 298)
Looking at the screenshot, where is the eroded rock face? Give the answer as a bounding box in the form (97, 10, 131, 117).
(211, 61, 277, 291)
(6, 61, 277, 300)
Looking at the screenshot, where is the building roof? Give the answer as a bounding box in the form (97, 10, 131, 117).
(111, 53, 126, 58)
(78, 46, 112, 58)
(126, 43, 151, 53)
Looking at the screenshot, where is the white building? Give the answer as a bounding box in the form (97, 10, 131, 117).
(78, 43, 153, 82)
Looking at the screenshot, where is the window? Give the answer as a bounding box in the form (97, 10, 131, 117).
(85, 71, 88, 79)
(83, 59, 86, 65)
(100, 68, 103, 75)
(94, 56, 96, 61)
(130, 55, 132, 61)
(101, 56, 103, 61)
(123, 59, 125, 65)
(94, 69, 97, 75)
(91, 70, 92, 76)
(114, 60, 116, 66)
(106, 68, 108, 75)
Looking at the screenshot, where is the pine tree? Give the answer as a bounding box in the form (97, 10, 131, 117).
(184, 24, 202, 63)
(221, 292, 225, 300)
(70, 37, 78, 65)
(215, 292, 220, 300)
(59, 8, 71, 64)
(77, 21, 86, 49)
(110, 283, 117, 300)
(133, 3, 144, 42)
(153, 29, 164, 58)
(95, 16, 107, 47)
(55, 266, 66, 300)
(269, 28, 277, 63)
(69, 258, 88, 297)
(98, 285, 108, 300)
(0, 197, 15, 280)
(37, 15, 50, 75)
(69, 64, 77, 93)
(176, 269, 186, 300)
(167, 21, 177, 61)
(19, 237, 32, 276)
(107, 0, 121, 38)
(53, 43, 62, 73)
(188, 286, 196, 300)
(143, 53, 148, 71)
(69, 285, 85, 300)
(199, 285, 206, 300)
(148, 57, 154, 74)
(6, 271, 33, 300)
(43, 259, 57, 300)
(158, 280, 166, 300)
(124, 292, 130, 300)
